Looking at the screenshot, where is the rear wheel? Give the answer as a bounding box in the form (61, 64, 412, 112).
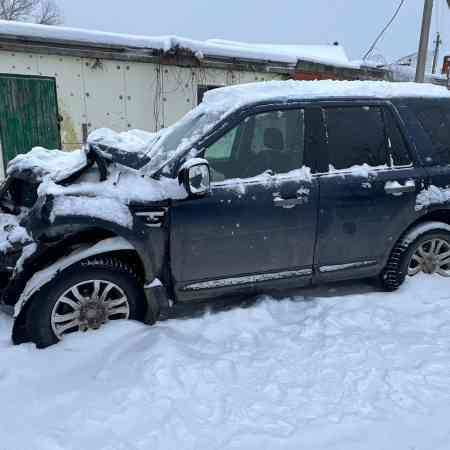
(27, 257, 146, 348)
(407, 236, 450, 277)
(380, 222, 450, 291)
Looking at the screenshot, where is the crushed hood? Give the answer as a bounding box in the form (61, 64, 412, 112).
(7, 147, 88, 184)
(6, 128, 157, 183)
(88, 128, 156, 169)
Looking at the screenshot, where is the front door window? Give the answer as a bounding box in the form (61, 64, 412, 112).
(204, 109, 305, 181)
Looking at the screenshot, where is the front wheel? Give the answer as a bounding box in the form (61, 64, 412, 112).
(380, 222, 450, 291)
(26, 257, 147, 348)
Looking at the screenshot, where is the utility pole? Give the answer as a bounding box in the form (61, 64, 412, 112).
(415, 0, 434, 83)
(432, 32, 442, 74)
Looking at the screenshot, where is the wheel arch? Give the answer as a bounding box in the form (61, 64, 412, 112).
(407, 208, 450, 230)
(383, 207, 450, 266)
(380, 218, 450, 291)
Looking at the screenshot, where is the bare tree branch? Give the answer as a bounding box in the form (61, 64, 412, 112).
(34, 0, 62, 25)
(0, 0, 37, 21)
(0, 0, 62, 25)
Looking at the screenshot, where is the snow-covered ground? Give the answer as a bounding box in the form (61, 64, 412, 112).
(0, 274, 449, 450)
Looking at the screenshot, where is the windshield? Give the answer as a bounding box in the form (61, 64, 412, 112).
(143, 103, 227, 175)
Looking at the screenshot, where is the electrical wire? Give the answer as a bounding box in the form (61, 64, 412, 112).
(363, 0, 406, 61)
(435, 0, 441, 32)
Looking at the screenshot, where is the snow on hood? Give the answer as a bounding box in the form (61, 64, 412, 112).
(39, 164, 187, 207)
(88, 128, 158, 155)
(7, 147, 88, 183)
(4, 142, 186, 230)
(88, 129, 158, 169)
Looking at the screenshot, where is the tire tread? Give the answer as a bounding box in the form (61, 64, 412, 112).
(380, 222, 450, 291)
(26, 255, 146, 348)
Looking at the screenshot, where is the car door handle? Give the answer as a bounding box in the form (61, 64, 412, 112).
(273, 197, 304, 208)
(384, 181, 416, 195)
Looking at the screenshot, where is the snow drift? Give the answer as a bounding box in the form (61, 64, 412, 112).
(0, 275, 449, 450)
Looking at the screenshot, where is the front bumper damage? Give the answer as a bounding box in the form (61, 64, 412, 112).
(0, 249, 21, 316)
(0, 197, 34, 316)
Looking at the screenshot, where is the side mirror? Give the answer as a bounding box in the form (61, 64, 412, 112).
(179, 158, 211, 197)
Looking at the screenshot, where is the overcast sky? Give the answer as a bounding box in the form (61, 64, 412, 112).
(58, 0, 450, 63)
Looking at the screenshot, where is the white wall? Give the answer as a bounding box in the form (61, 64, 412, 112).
(0, 50, 284, 150)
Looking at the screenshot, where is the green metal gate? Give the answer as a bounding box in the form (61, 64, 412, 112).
(0, 74, 61, 167)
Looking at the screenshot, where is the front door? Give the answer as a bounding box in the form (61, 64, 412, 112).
(315, 102, 426, 280)
(171, 106, 319, 301)
(0, 75, 60, 171)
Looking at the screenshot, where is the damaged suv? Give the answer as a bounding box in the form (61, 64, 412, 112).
(1, 80, 450, 348)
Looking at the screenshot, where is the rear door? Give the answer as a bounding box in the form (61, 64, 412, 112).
(170, 106, 319, 301)
(315, 101, 427, 280)
(0, 75, 60, 170)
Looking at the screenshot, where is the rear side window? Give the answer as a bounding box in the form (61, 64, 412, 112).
(413, 104, 450, 165)
(323, 106, 388, 170)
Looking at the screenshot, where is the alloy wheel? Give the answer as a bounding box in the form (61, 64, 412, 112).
(50, 279, 130, 339)
(408, 238, 450, 277)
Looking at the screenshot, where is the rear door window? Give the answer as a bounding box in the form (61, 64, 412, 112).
(319, 105, 412, 172)
(322, 106, 389, 171)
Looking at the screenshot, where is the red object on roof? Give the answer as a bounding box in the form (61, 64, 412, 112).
(292, 72, 339, 81)
(442, 55, 450, 75)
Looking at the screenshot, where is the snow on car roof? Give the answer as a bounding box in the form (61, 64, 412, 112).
(203, 80, 450, 111)
(0, 20, 354, 68)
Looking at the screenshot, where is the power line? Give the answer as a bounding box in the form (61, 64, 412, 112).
(435, 0, 441, 32)
(363, 0, 407, 61)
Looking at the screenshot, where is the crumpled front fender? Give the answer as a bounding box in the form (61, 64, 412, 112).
(13, 236, 134, 318)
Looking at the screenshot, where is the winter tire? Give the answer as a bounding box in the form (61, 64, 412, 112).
(26, 256, 147, 348)
(380, 221, 450, 291)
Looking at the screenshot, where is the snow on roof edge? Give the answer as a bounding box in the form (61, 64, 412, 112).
(0, 19, 355, 68)
(202, 80, 450, 109)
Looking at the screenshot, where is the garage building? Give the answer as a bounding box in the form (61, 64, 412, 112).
(0, 20, 387, 175)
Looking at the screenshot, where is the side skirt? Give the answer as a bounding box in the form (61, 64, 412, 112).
(174, 268, 313, 303)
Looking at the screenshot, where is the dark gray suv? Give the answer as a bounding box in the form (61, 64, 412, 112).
(1, 80, 450, 348)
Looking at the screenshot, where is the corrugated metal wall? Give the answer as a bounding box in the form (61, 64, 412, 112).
(0, 50, 283, 151)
